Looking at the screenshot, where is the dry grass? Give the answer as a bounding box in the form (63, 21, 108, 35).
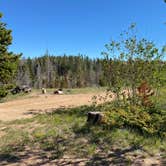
(0, 106, 165, 165)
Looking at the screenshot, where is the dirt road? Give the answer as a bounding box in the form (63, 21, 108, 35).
(0, 93, 105, 121)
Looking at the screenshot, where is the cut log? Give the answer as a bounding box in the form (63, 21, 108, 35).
(42, 88, 47, 94)
(87, 112, 105, 124)
(54, 89, 63, 95)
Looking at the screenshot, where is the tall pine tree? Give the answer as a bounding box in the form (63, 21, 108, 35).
(0, 13, 21, 98)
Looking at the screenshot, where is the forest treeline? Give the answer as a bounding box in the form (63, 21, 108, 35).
(16, 53, 166, 89)
(16, 54, 107, 88)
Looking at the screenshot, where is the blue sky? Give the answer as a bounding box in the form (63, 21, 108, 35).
(0, 0, 166, 58)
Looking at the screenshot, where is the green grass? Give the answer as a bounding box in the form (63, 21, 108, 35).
(0, 87, 166, 164)
(156, 86, 166, 108)
(63, 87, 106, 94)
(42, 86, 106, 95)
(0, 105, 165, 165)
(0, 92, 29, 103)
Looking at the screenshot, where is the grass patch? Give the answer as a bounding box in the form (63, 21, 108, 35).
(0, 92, 29, 103)
(1, 83, 166, 164)
(0, 104, 165, 165)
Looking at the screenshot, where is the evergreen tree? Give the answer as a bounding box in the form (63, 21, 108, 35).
(0, 13, 21, 98)
(16, 55, 105, 89)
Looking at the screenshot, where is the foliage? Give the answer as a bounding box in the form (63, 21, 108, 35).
(97, 24, 166, 138)
(16, 55, 105, 88)
(0, 105, 165, 165)
(0, 13, 21, 99)
(0, 87, 8, 98)
(92, 85, 166, 138)
(102, 24, 166, 107)
(17, 51, 166, 93)
(102, 102, 166, 137)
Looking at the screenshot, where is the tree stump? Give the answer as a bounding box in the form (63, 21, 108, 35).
(42, 88, 47, 94)
(87, 112, 105, 124)
(54, 89, 63, 94)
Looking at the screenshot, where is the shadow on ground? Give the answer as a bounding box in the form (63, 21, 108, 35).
(1, 106, 165, 165)
(1, 144, 165, 166)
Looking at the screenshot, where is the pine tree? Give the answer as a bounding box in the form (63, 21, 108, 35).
(0, 13, 21, 98)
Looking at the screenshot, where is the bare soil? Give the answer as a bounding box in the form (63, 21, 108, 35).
(0, 92, 106, 121)
(0, 92, 165, 165)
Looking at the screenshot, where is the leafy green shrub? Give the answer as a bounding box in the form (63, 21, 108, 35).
(100, 102, 166, 137)
(0, 87, 8, 98)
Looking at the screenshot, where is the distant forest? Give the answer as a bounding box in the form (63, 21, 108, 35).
(16, 53, 107, 88)
(16, 53, 166, 89)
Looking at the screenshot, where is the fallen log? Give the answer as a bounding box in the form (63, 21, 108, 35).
(54, 89, 63, 94)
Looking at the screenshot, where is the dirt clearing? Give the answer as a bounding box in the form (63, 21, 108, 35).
(0, 92, 107, 121)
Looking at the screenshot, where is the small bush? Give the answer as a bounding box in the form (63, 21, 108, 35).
(101, 103, 166, 137)
(0, 87, 8, 98)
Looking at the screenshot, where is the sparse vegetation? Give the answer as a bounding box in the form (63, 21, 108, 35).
(0, 2, 166, 165)
(0, 96, 165, 165)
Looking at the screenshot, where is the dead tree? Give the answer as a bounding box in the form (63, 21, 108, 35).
(137, 81, 154, 107)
